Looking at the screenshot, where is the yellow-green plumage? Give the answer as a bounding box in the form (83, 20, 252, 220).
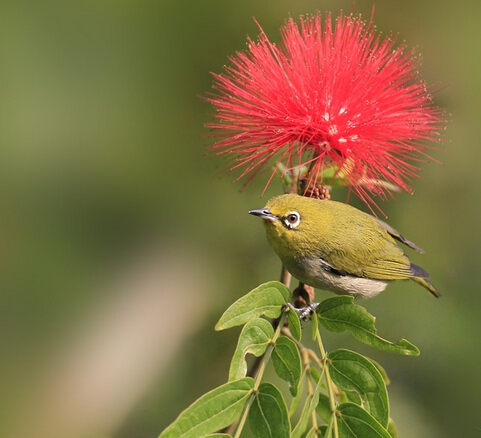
(249, 194, 439, 299)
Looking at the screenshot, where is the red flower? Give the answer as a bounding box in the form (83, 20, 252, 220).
(205, 12, 445, 207)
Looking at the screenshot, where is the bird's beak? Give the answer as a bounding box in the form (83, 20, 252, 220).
(248, 208, 277, 222)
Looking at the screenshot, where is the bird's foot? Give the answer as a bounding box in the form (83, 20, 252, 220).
(286, 302, 320, 321)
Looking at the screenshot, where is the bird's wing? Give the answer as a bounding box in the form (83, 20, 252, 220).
(322, 231, 416, 281)
(317, 258, 348, 276)
(373, 217, 424, 253)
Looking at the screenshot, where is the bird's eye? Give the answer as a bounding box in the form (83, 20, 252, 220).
(284, 211, 301, 229)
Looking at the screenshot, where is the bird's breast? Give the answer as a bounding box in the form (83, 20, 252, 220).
(285, 256, 390, 299)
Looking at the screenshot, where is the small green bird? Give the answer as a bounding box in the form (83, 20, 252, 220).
(249, 194, 439, 299)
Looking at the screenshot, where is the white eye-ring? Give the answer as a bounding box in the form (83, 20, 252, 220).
(283, 211, 301, 229)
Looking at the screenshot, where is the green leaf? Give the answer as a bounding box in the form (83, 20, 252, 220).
(370, 359, 391, 386)
(337, 403, 392, 438)
(159, 378, 254, 438)
(215, 281, 290, 331)
(309, 366, 322, 384)
(248, 383, 290, 438)
(318, 425, 328, 436)
(328, 349, 389, 427)
(316, 392, 331, 423)
(291, 371, 322, 438)
(316, 296, 420, 356)
(343, 390, 362, 405)
(200, 435, 232, 438)
(311, 304, 319, 341)
(288, 367, 305, 418)
(287, 306, 302, 342)
(229, 318, 274, 381)
(272, 336, 302, 396)
(387, 418, 399, 438)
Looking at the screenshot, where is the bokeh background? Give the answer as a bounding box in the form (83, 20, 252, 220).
(0, 1, 477, 437)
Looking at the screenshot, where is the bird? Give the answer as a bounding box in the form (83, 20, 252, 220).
(249, 194, 439, 299)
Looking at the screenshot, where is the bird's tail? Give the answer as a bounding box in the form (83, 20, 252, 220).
(411, 276, 440, 298)
(410, 262, 440, 298)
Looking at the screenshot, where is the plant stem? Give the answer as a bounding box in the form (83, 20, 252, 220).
(305, 370, 319, 432)
(223, 265, 292, 435)
(232, 393, 255, 438)
(245, 265, 290, 379)
(280, 264, 292, 287)
(233, 306, 289, 438)
(315, 325, 339, 438)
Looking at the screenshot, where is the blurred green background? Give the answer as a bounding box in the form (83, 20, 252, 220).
(0, 0, 477, 437)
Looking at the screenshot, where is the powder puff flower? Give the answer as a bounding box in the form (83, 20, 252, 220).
(205, 11, 445, 208)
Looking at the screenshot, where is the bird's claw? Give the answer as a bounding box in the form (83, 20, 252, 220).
(286, 302, 320, 321)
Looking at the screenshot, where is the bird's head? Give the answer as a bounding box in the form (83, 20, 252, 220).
(249, 194, 327, 257)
